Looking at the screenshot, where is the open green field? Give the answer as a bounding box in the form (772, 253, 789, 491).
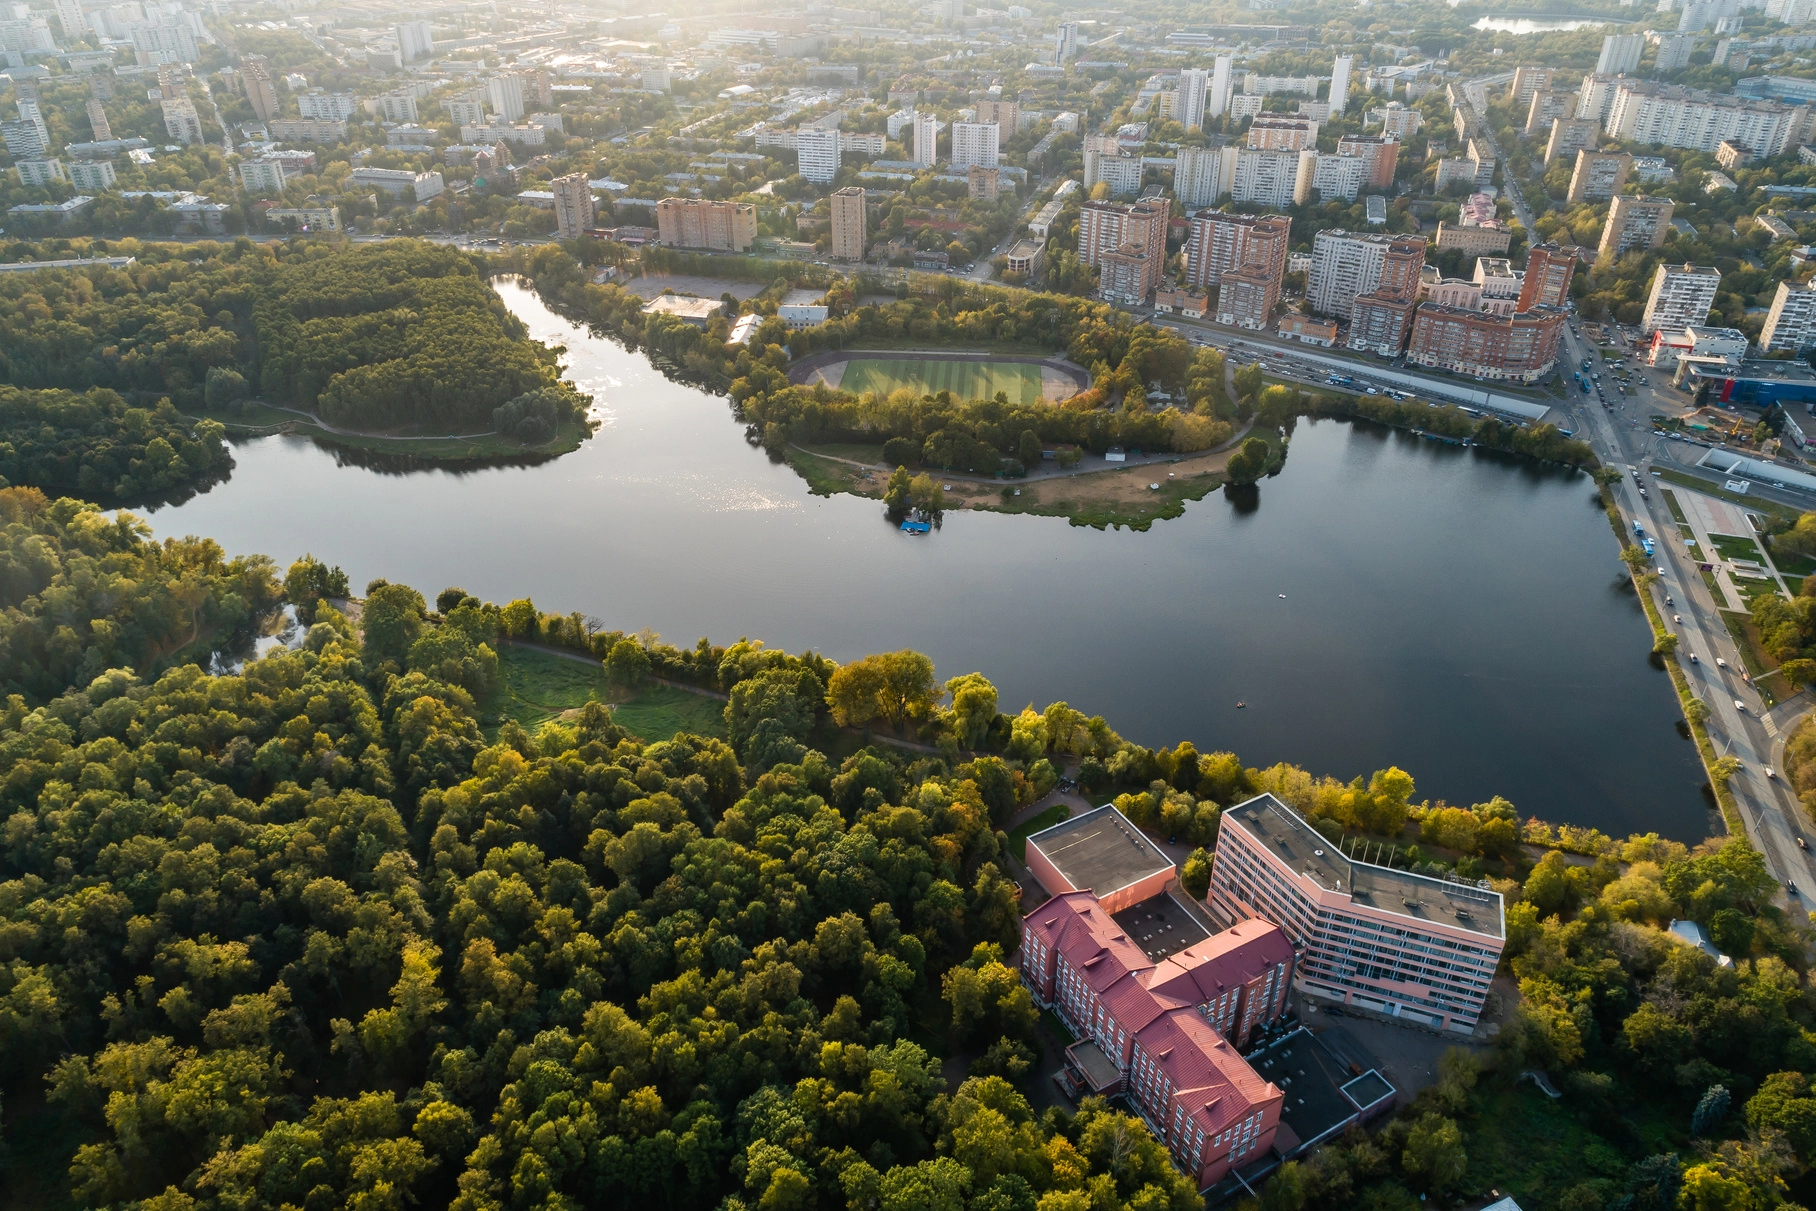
(489, 644, 727, 740)
(838, 357, 1046, 405)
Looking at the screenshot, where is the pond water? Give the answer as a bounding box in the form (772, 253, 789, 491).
(144, 279, 1712, 841)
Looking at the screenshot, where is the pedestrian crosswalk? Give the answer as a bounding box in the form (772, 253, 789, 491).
(1765, 714, 1780, 739)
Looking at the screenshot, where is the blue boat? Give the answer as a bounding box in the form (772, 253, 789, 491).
(900, 520, 931, 534)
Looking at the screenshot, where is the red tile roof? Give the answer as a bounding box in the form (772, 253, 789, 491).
(1137, 1005, 1282, 1136)
(1144, 918, 1292, 1004)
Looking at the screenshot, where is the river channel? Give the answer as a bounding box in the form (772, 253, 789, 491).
(144, 279, 1711, 841)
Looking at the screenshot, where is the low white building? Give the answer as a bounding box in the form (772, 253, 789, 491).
(778, 303, 829, 328)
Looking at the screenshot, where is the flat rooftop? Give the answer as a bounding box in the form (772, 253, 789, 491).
(1225, 795, 1505, 940)
(1249, 1029, 1372, 1153)
(1111, 893, 1211, 961)
(1028, 804, 1175, 900)
(1068, 1040, 1122, 1092)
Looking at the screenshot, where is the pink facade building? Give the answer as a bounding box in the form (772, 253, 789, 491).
(1021, 884, 1295, 1187)
(1208, 794, 1505, 1033)
(1024, 805, 1176, 913)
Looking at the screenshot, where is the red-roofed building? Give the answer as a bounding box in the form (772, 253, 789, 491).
(1130, 1006, 1285, 1185)
(1022, 883, 1294, 1187)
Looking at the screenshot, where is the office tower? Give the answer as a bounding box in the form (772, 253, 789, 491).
(1597, 33, 1645, 75)
(396, 20, 433, 64)
(1177, 67, 1208, 131)
(796, 126, 840, 183)
(551, 173, 594, 239)
(1640, 263, 1721, 333)
(912, 110, 938, 165)
(949, 120, 999, 169)
(1329, 54, 1352, 115)
(1209, 54, 1233, 118)
(831, 186, 866, 260)
(1599, 194, 1675, 258)
(487, 74, 525, 122)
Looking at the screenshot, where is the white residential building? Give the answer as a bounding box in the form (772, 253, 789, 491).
(129, 17, 198, 66)
(68, 159, 116, 190)
(1760, 280, 1816, 352)
(372, 92, 418, 124)
(349, 167, 445, 201)
(396, 20, 434, 64)
(0, 15, 56, 54)
(1308, 229, 1394, 318)
(162, 96, 203, 144)
(1598, 34, 1646, 74)
(913, 110, 938, 165)
(15, 158, 65, 186)
(297, 91, 356, 121)
(796, 126, 840, 183)
(238, 157, 289, 193)
(52, 0, 84, 37)
(1655, 33, 1696, 71)
(950, 120, 1000, 169)
(1177, 67, 1208, 131)
(1228, 147, 1302, 208)
(1209, 55, 1233, 119)
(444, 98, 487, 126)
(1300, 150, 1369, 203)
(1330, 54, 1353, 116)
(1174, 145, 1230, 208)
(1641, 263, 1722, 333)
(487, 74, 525, 122)
(1605, 81, 1802, 154)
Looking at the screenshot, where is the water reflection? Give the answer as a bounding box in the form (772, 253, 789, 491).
(143, 279, 1711, 840)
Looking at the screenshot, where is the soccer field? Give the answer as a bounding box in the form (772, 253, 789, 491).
(837, 357, 1047, 405)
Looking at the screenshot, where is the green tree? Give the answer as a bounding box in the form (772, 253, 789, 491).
(1225, 437, 1270, 486)
(606, 638, 652, 689)
(361, 582, 426, 668)
(1400, 1113, 1466, 1193)
(1180, 848, 1212, 900)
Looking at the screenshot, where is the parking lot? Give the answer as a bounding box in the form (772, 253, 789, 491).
(621, 273, 766, 301)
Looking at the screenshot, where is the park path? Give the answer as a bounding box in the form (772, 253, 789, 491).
(243, 402, 499, 441)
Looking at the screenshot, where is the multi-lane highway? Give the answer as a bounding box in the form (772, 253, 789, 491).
(1468, 83, 1816, 898)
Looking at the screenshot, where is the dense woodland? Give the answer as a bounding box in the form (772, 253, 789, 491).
(0, 241, 586, 440)
(0, 483, 1807, 1210)
(0, 387, 231, 502)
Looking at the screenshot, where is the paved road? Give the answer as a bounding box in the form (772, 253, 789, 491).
(1467, 82, 1816, 898)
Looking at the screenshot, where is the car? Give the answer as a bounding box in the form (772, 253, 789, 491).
(1717, 657, 1727, 668)
(1766, 767, 1777, 779)
(1326, 1006, 1346, 1017)
(1800, 836, 1808, 850)
(1691, 653, 1699, 662)
(1736, 699, 1747, 712)
(1674, 613, 1682, 622)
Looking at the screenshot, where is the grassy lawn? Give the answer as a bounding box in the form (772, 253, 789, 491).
(1008, 803, 1071, 860)
(1767, 545, 1816, 577)
(1708, 533, 1767, 563)
(487, 644, 726, 740)
(838, 357, 1048, 405)
(1721, 609, 1782, 706)
(1661, 488, 1690, 525)
(188, 407, 594, 462)
(843, 336, 1063, 357)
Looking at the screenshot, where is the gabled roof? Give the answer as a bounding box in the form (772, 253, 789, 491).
(1144, 919, 1294, 1006)
(1136, 1006, 1282, 1136)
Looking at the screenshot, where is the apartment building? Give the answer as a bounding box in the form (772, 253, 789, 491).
(1761, 280, 1816, 353)
(396, 19, 434, 64)
(1473, 258, 1523, 315)
(130, 16, 198, 66)
(1331, 55, 1353, 115)
(950, 121, 1000, 169)
(1307, 229, 1401, 319)
(1525, 89, 1577, 136)
(552, 173, 595, 240)
(1336, 134, 1399, 188)
(1371, 102, 1423, 139)
(1597, 33, 1646, 75)
(656, 198, 757, 251)
(1433, 222, 1512, 256)
(1228, 148, 1302, 209)
(1656, 33, 1696, 72)
(1300, 151, 1369, 203)
(1080, 199, 1170, 305)
(1576, 74, 1626, 124)
(487, 74, 525, 121)
(913, 111, 938, 166)
(1518, 243, 1578, 311)
(1568, 149, 1633, 203)
(831, 186, 867, 261)
(67, 159, 115, 191)
(1605, 81, 1803, 155)
(1247, 116, 1317, 151)
(371, 92, 418, 124)
(1348, 237, 1428, 356)
(1641, 263, 1722, 333)
(242, 56, 278, 122)
(1599, 194, 1675, 259)
(1545, 116, 1604, 165)
(796, 127, 840, 184)
(974, 99, 1020, 131)
(1176, 67, 1209, 132)
(349, 167, 444, 201)
(15, 158, 65, 187)
(1174, 145, 1228, 209)
(85, 97, 111, 142)
(1084, 139, 1144, 197)
(264, 119, 339, 143)
(1209, 794, 1506, 1031)
(298, 92, 357, 121)
(1512, 65, 1560, 104)
(1184, 211, 1291, 296)
(162, 97, 203, 145)
(1406, 304, 1567, 383)
(238, 158, 289, 193)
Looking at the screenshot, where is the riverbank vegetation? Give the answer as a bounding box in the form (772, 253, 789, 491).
(0, 502, 1808, 1211)
(0, 240, 595, 486)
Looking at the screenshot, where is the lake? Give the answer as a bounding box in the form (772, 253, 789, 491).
(144, 279, 1712, 841)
